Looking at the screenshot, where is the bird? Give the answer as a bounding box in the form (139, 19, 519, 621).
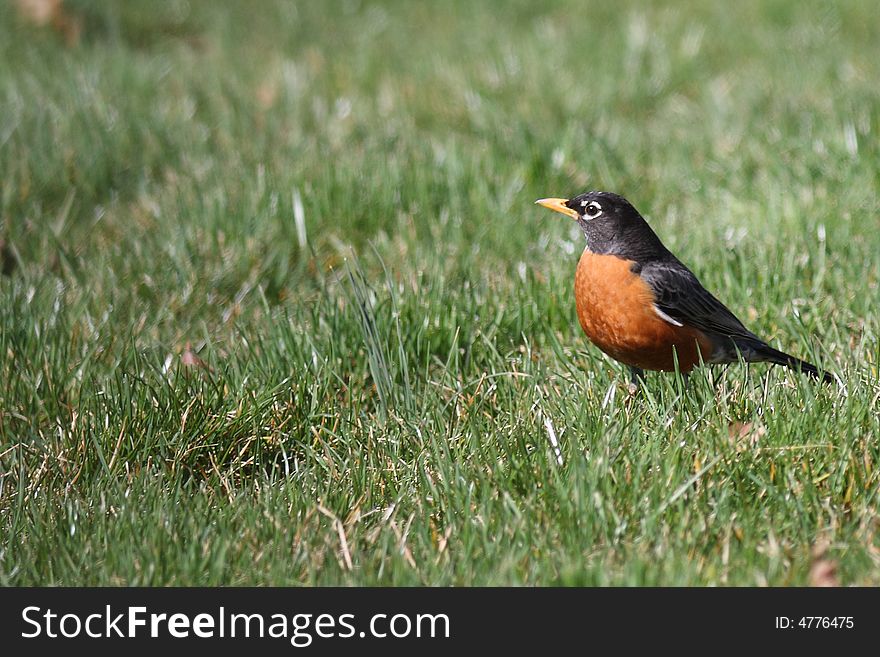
(535, 192, 834, 387)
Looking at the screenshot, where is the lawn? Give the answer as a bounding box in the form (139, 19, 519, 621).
(1, 0, 878, 586)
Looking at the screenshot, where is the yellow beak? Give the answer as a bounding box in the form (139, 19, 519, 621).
(535, 197, 579, 220)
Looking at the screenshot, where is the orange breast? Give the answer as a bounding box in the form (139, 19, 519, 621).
(574, 250, 713, 372)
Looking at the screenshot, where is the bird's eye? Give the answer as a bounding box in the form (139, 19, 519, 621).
(584, 201, 602, 218)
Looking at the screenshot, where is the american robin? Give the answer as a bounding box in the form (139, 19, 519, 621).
(536, 192, 834, 386)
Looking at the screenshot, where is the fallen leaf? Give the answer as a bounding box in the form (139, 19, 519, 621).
(809, 541, 839, 587)
(181, 342, 211, 371)
(727, 421, 766, 451)
(809, 559, 839, 587)
(16, 0, 62, 25)
(16, 0, 81, 46)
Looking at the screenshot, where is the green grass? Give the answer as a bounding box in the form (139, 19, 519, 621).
(1, 0, 879, 586)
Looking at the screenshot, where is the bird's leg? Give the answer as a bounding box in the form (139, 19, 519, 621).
(627, 366, 645, 394)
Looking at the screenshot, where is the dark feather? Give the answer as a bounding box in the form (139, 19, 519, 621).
(639, 258, 834, 382)
(640, 259, 761, 344)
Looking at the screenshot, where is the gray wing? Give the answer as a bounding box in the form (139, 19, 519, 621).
(639, 260, 765, 347)
(640, 260, 832, 379)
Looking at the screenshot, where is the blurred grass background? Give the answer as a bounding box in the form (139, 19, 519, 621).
(1, 0, 878, 585)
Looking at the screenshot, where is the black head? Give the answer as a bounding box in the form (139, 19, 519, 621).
(535, 191, 670, 262)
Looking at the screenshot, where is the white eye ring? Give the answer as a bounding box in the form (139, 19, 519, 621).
(583, 201, 602, 219)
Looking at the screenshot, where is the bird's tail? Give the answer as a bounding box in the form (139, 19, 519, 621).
(757, 345, 835, 384)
